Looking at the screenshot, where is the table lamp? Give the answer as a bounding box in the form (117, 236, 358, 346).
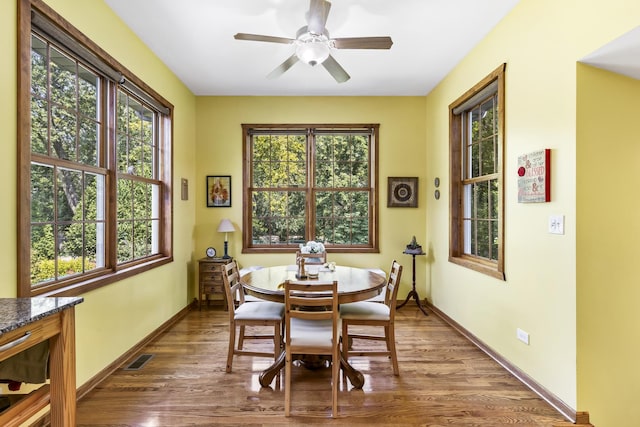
(217, 219, 236, 259)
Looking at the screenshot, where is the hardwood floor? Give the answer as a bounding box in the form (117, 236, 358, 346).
(75, 305, 568, 426)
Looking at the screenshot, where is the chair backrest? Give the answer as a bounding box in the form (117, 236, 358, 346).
(284, 280, 339, 349)
(384, 260, 403, 310)
(222, 261, 244, 315)
(295, 251, 327, 265)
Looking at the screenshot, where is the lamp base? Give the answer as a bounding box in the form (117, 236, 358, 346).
(222, 241, 230, 259)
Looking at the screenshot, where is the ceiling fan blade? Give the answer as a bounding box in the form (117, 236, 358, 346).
(322, 55, 350, 83)
(266, 54, 300, 79)
(332, 36, 393, 50)
(234, 33, 294, 45)
(306, 0, 331, 35)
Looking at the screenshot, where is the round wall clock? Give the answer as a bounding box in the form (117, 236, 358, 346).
(206, 247, 217, 258)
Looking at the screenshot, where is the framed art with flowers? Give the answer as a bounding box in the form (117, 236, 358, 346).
(207, 175, 231, 207)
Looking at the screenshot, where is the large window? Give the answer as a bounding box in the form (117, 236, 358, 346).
(243, 124, 379, 253)
(18, 0, 173, 296)
(449, 64, 505, 280)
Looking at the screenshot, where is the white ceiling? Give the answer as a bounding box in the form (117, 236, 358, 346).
(103, 0, 521, 96)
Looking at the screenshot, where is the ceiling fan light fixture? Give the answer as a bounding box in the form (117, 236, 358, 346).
(296, 40, 330, 66)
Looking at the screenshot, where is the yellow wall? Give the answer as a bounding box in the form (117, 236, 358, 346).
(0, 0, 198, 398)
(425, 0, 640, 421)
(194, 96, 427, 298)
(576, 64, 640, 427)
(2, 0, 640, 425)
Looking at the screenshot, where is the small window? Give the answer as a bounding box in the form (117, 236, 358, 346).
(242, 124, 379, 253)
(449, 64, 505, 280)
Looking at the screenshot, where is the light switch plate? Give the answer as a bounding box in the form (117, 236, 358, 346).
(548, 215, 564, 235)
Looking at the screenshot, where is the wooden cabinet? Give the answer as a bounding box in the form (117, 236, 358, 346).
(198, 257, 232, 309)
(0, 297, 82, 427)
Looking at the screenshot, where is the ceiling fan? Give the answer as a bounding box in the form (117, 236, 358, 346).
(233, 0, 393, 83)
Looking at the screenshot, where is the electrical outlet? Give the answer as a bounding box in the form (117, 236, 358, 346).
(548, 215, 564, 235)
(517, 328, 530, 345)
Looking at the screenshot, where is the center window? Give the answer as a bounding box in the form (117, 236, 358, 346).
(242, 124, 379, 253)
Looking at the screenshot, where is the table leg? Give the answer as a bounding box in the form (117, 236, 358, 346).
(397, 289, 429, 315)
(258, 351, 365, 389)
(259, 350, 285, 387)
(397, 253, 428, 315)
(340, 355, 365, 389)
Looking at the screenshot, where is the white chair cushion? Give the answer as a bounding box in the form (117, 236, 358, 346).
(364, 291, 386, 303)
(235, 301, 284, 321)
(289, 318, 341, 348)
(340, 301, 390, 321)
(243, 294, 262, 302)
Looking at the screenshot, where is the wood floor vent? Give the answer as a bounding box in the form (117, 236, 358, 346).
(124, 354, 154, 370)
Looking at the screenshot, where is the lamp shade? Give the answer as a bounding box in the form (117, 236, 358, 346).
(217, 219, 236, 233)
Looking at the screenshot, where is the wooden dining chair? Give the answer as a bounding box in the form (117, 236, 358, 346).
(222, 261, 284, 373)
(284, 279, 340, 418)
(339, 260, 403, 375)
(295, 250, 327, 265)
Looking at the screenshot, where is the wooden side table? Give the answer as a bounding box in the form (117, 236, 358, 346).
(198, 257, 233, 310)
(397, 250, 428, 315)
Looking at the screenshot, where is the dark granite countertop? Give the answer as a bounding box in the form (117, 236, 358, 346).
(0, 297, 84, 335)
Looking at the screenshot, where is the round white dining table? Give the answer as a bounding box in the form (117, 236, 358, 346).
(241, 265, 387, 389)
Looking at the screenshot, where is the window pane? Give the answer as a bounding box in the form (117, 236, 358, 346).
(252, 191, 269, 217)
(51, 105, 77, 162)
(84, 173, 105, 221)
(31, 224, 55, 285)
(476, 220, 490, 259)
(476, 182, 489, 219)
(31, 97, 48, 155)
(117, 133, 128, 173)
(31, 35, 47, 98)
(133, 220, 149, 258)
(78, 65, 98, 119)
(480, 98, 495, 139)
(117, 220, 133, 263)
(49, 47, 76, 110)
(117, 179, 133, 219)
(31, 163, 54, 222)
(58, 224, 83, 280)
(56, 168, 82, 222)
(490, 178, 498, 220)
(79, 118, 99, 165)
(83, 222, 102, 271)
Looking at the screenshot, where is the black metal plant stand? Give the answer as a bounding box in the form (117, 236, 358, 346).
(397, 250, 428, 316)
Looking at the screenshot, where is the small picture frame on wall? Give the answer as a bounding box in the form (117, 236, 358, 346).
(388, 177, 418, 207)
(206, 175, 231, 207)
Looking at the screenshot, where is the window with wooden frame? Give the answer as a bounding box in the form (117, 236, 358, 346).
(242, 124, 379, 253)
(18, 0, 173, 297)
(449, 64, 506, 280)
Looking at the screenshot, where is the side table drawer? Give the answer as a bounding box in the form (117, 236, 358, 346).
(200, 271, 223, 283)
(198, 257, 232, 310)
(199, 262, 223, 274)
(202, 284, 223, 295)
